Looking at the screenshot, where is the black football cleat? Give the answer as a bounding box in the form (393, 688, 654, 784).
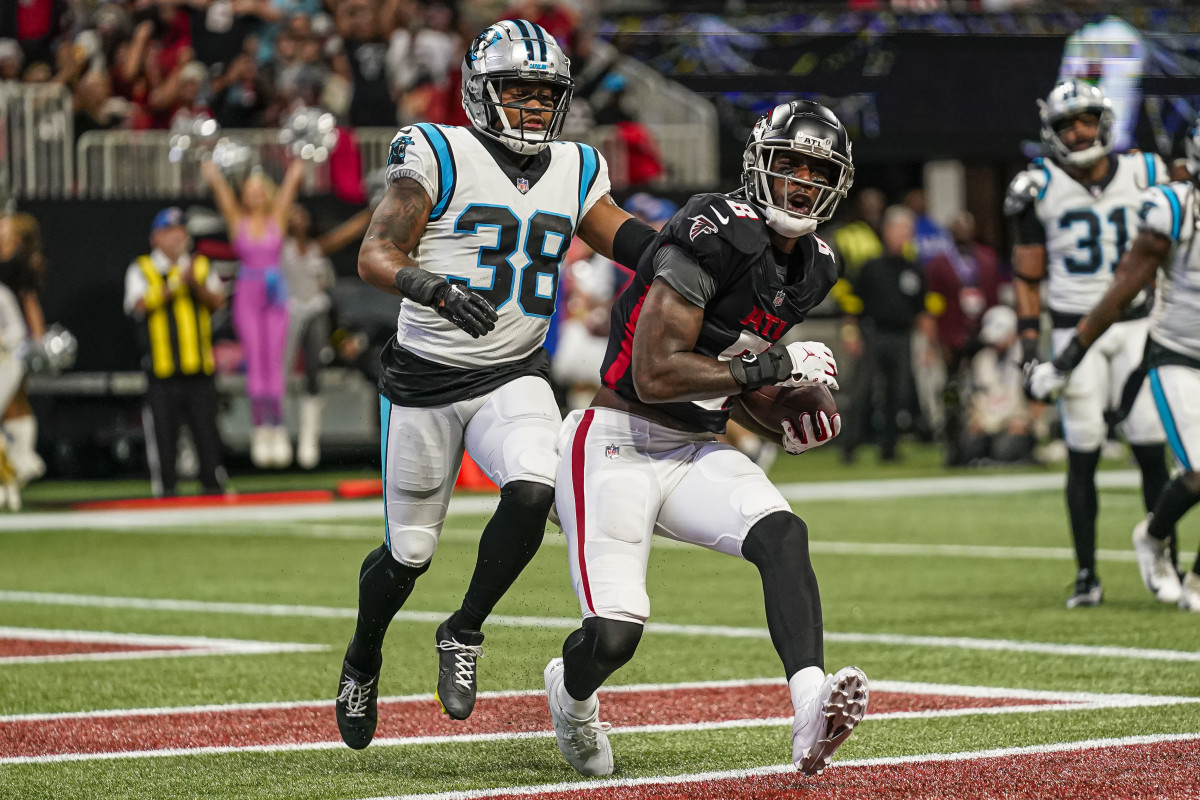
(1065, 568, 1103, 609)
(435, 619, 485, 720)
(335, 660, 379, 749)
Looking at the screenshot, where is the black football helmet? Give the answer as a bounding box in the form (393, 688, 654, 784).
(742, 100, 854, 237)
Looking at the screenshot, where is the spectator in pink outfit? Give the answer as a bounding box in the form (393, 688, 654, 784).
(201, 157, 306, 468)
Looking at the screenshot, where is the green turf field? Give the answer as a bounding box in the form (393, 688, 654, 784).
(2, 448, 1199, 800)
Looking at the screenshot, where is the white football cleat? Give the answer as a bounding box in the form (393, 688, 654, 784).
(1132, 517, 1182, 604)
(544, 658, 613, 777)
(793, 665, 869, 776)
(1179, 572, 1200, 613)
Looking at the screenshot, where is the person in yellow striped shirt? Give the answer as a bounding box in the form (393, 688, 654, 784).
(123, 208, 228, 498)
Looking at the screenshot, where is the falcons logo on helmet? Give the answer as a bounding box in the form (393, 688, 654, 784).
(689, 214, 718, 241)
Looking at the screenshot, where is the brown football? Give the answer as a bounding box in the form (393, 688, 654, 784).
(739, 384, 838, 436)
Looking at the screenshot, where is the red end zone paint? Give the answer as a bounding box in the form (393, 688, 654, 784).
(0, 684, 1062, 760)
(464, 739, 1200, 800)
(72, 490, 335, 511)
(0, 639, 188, 658)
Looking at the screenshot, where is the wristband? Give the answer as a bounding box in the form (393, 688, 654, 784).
(1017, 316, 1040, 335)
(392, 267, 447, 307)
(730, 349, 790, 390)
(1051, 336, 1088, 372)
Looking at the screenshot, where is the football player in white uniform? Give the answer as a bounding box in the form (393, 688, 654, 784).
(335, 20, 659, 749)
(1008, 79, 1172, 608)
(1028, 118, 1200, 612)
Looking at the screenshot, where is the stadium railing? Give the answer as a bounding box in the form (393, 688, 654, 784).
(0, 82, 73, 200)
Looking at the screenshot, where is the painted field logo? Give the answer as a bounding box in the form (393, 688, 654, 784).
(605, 444, 620, 459)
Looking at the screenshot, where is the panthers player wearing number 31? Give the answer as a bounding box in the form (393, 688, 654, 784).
(334, 20, 659, 750)
(545, 100, 868, 779)
(1030, 119, 1200, 612)
(1008, 79, 1173, 609)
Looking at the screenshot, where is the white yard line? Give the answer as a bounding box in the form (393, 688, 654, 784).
(5, 703, 1198, 767)
(1, 591, 1199, 664)
(0, 471, 1144, 532)
(361, 732, 1200, 800)
(0, 626, 324, 665)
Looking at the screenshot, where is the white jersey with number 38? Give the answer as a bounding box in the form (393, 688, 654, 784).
(384, 123, 611, 368)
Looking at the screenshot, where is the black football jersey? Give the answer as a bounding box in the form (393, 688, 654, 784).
(600, 191, 839, 433)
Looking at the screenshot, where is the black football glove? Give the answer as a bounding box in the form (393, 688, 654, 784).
(393, 267, 498, 338)
(434, 283, 498, 338)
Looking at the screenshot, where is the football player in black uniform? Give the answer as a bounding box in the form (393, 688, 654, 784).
(543, 100, 868, 778)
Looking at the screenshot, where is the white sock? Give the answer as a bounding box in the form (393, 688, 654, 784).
(557, 682, 598, 721)
(789, 666, 826, 712)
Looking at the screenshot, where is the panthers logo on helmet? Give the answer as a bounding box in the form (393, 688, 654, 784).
(467, 29, 502, 63)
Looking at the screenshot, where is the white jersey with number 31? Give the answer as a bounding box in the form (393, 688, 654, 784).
(1028, 152, 1167, 315)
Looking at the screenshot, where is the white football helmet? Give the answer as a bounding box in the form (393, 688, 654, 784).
(461, 20, 573, 156)
(1039, 78, 1115, 168)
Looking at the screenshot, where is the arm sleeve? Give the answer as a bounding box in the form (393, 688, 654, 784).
(1138, 185, 1181, 241)
(580, 145, 612, 219)
(652, 244, 717, 308)
(1013, 202, 1046, 246)
(384, 126, 439, 205)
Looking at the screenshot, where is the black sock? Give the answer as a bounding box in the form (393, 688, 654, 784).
(1132, 443, 1177, 562)
(1148, 477, 1200, 542)
(741, 510, 823, 679)
(447, 480, 553, 635)
(345, 545, 428, 675)
(562, 617, 643, 701)
(1066, 449, 1101, 575)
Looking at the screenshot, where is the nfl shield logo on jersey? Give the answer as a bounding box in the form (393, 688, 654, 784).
(605, 444, 620, 459)
(773, 290, 785, 308)
(517, 177, 530, 194)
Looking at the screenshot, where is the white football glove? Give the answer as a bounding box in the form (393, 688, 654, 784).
(781, 412, 841, 455)
(1023, 359, 1068, 402)
(781, 341, 839, 390)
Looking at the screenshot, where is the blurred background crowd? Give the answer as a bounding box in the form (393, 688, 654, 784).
(0, 0, 1197, 497)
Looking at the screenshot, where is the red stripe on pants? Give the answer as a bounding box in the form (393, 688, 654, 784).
(572, 409, 597, 614)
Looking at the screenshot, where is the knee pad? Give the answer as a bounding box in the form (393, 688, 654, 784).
(742, 511, 810, 566)
(500, 479, 555, 516)
(388, 526, 439, 568)
(581, 616, 643, 670)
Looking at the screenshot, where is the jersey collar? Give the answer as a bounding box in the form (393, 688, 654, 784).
(468, 127, 553, 193)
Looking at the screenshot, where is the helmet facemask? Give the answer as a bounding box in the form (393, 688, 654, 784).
(744, 138, 853, 238)
(475, 74, 573, 156)
(1039, 95, 1114, 168)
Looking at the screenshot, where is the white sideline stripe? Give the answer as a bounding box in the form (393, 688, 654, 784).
(10, 677, 1192, 724)
(3, 590, 1199, 663)
(0, 626, 324, 665)
(364, 732, 1200, 800)
(7, 702, 1200, 767)
(0, 471, 1143, 532)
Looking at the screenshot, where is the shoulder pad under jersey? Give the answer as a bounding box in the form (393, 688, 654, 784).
(1004, 166, 1049, 217)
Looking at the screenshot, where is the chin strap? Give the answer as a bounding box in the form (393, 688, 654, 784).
(764, 206, 819, 238)
(1062, 142, 1108, 168)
